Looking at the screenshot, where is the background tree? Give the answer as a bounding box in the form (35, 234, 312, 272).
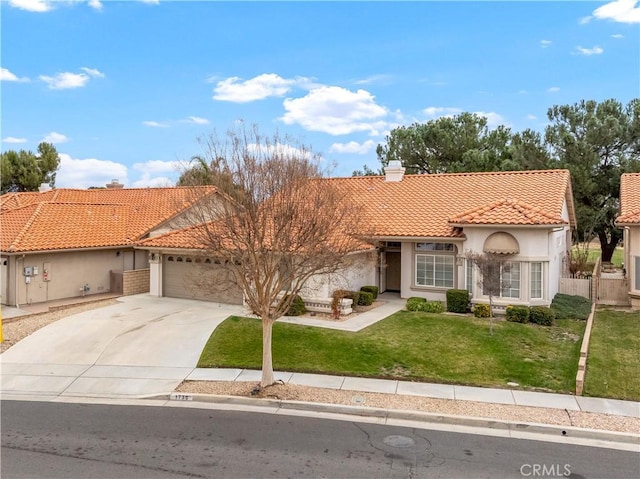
(375, 113, 539, 174)
(466, 252, 513, 336)
(184, 125, 367, 388)
(1, 142, 61, 194)
(545, 98, 640, 262)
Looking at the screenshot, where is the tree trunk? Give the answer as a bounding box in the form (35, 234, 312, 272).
(598, 231, 619, 264)
(488, 296, 494, 336)
(260, 319, 275, 388)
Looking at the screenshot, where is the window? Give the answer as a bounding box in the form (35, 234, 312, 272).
(635, 256, 640, 291)
(416, 254, 454, 288)
(530, 262, 543, 299)
(416, 242, 455, 252)
(167, 256, 174, 262)
(466, 259, 474, 293)
(501, 262, 520, 299)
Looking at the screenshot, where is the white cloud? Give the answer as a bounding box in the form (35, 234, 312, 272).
(579, 15, 593, 24)
(1, 68, 29, 82)
(540, 40, 552, 48)
(246, 143, 316, 160)
(56, 153, 129, 189)
(80, 67, 105, 78)
(213, 73, 303, 102)
(132, 160, 184, 174)
(518, 90, 529, 95)
(182, 116, 210, 125)
(548, 86, 561, 93)
(474, 111, 507, 128)
(423, 106, 462, 118)
(592, 0, 640, 24)
(139, 0, 160, 4)
(3, 137, 28, 144)
(132, 175, 175, 188)
(142, 121, 169, 128)
(526, 114, 537, 120)
(42, 132, 69, 144)
(281, 86, 388, 135)
(573, 45, 604, 55)
(8, 0, 52, 12)
(39, 68, 104, 89)
(88, 0, 102, 10)
(611, 33, 624, 38)
(329, 140, 376, 155)
(353, 74, 393, 85)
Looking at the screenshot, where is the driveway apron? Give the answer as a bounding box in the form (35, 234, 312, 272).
(1, 295, 242, 398)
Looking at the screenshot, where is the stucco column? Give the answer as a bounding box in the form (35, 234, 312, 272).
(148, 252, 162, 297)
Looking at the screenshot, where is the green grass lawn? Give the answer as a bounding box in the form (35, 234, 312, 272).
(583, 309, 640, 401)
(198, 312, 586, 393)
(573, 246, 624, 268)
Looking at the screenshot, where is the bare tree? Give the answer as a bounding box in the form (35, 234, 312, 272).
(182, 125, 368, 388)
(466, 252, 513, 335)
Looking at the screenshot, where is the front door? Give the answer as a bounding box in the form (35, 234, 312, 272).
(385, 252, 401, 292)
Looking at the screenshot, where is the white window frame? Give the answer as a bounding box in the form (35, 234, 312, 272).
(530, 262, 543, 299)
(415, 254, 455, 288)
(466, 259, 474, 293)
(501, 261, 520, 299)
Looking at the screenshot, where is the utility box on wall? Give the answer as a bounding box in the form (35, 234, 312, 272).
(43, 262, 51, 282)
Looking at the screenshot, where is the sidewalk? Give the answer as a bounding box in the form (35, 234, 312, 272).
(184, 368, 640, 419)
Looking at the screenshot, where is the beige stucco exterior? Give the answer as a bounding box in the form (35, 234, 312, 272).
(622, 225, 640, 309)
(1, 248, 149, 307)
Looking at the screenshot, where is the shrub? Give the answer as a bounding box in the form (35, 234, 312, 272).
(446, 289, 470, 313)
(529, 306, 556, 326)
(406, 297, 426, 312)
(473, 304, 490, 318)
(357, 291, 374, 306)
(286, 294, 307, 316)
(333, 289, 360, 307)
(360, 285, 379, 300)
(506, 305, 530, 323)
(551, 293, 592, 320)
(421, 300, 444, 313)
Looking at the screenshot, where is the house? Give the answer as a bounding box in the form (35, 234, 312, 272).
(616, 172, 640, 310)
(139, 165, 576, 311)
(0, 182, 220, 307)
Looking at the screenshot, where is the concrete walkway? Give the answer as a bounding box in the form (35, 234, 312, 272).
(2, 293, 638, 421)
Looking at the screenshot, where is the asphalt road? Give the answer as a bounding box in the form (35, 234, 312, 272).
(2, 400, 638, 479)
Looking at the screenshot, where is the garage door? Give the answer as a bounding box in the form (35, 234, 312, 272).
(163, 255, 243, 304)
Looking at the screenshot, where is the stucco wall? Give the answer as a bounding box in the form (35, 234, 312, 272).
(627, 226, 640, 294)
(299, 251, 378, 299)
(7, 248, 136, 306)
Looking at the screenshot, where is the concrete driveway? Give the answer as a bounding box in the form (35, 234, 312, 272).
(1, 295, 243, 399)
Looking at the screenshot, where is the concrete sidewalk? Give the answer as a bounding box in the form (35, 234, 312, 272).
(185, 368, 640, 419)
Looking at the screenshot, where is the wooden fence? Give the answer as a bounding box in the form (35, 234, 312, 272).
(596, 277, 630, 306)
(559, 277, 592, 299)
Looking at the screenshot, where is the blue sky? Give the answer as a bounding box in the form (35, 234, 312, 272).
(1, 0, 639, 188)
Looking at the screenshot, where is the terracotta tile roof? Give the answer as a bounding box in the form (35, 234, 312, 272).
(327, 169, 574, 238)
(617, 173, 640, 225)
(0, 186, 216, 253)
(140, 169, 574, 252)
(449, 198, 566, 226)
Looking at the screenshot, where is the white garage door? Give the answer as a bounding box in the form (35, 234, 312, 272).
(163, 255, 243, 304)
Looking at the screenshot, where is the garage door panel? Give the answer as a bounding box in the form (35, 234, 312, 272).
(163, 256, 243, 304)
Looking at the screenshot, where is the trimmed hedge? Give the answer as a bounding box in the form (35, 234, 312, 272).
(360, 285, 379, 300)
(406, 297, 444, 313)
(506, 305, 530, 323)
(473, 304, 490, 318)
(421, 300, 444, 313)
(406, 297, 426, 312)
(446, 289, 470, 313)
(529, 306, 556, 326)
(357, 291, 375, 306)
(286, 294, 307, 316)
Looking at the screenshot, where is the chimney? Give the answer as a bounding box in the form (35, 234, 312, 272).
(38, 183, 52, 192)
(106, 179, 124, 189)
(384, 160, 405, 182)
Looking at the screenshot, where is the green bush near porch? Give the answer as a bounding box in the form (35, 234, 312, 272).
(198, 311, 586, 393)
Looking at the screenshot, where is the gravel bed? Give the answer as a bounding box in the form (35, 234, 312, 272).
(176, 380, 640, 434)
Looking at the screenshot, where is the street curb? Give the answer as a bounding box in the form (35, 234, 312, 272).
(155, 392, 640, 446)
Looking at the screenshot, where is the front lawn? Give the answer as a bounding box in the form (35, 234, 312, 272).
(198, 312, 585, 393)
(583, 309, 640, 401)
